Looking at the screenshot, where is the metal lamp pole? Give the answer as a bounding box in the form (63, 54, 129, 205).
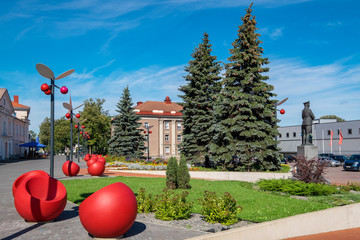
(36, 64, 74, 178)
(144, 125, 153, 160)
(275, 97, 288, 141)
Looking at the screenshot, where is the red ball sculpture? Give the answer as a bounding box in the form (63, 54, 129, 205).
(88, 161, 105, 176)
(12, 170, 49, 197)
(60, 86, 68, 94)
(41, 83, 49, 92)
(79, 182, 137, 238)
(84, 154, 90, 161)
(62, 160, 80, 177)
(87, 158, 97, 167)
(280, 109, 285, 114)
(14, 174, 67, 222)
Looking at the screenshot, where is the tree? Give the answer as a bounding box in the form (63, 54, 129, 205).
(78, 98, 111, 155)
(209, 4, 281, 171)
(54, 118, 72, 154)
(166, 157, 178, 189)
(29, 130, 37, 142)
(38, 117, 50, 151)
(179, 32, 222, 165)
(320, 115, 345, 122)
(108, 86, 145, 158)
(177, 156, 191, 189)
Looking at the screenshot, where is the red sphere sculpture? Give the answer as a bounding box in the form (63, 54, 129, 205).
(84, 154, 90, 161)
(87, 158, 97, 167)
(76, 113, 80, 118)
(280, 109, 285, 114)
(12, 170, 49, 197)
(88, 161, 105, 176)
(60, 86, 68, 94)
(41, 83, 49, 92)
(79, 182, 137, 238)
(14, 174, 67, 222)
(62, 160, 80, 177)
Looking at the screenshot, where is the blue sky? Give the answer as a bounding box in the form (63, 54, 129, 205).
(1, 0, 360, 134)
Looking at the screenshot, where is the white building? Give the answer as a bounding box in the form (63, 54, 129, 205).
(0, 89, 30, 160)
(278, 119, 360, 156)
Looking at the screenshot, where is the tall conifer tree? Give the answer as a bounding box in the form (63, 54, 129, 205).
(108, 86, 145, 158)
(209, 4, 281, 171)
(179, 33, 222, 165)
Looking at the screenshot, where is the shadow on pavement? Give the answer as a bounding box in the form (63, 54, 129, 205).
(123, 221, 147, 237)
(1, 222, 46, 240)
(56, 206, 79, 222)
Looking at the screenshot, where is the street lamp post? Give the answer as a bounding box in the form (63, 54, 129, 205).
(275, 97, 288, 141)
(36, 64, 74, 178)
(143, 124, 153, 160)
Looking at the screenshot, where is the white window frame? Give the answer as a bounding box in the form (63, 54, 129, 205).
(164, 121, 169, 129)
(165, 135, 169, 141)
(165, 146, 170, 155)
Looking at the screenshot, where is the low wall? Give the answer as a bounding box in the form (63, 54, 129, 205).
(186, 203, 360, 240)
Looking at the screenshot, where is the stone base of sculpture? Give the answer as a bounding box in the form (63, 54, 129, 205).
(297, 145, 318, 160)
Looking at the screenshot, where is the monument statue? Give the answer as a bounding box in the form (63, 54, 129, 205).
(301, 101, 315, 145)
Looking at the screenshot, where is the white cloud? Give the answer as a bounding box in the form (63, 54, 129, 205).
(259, 27, 284, 40)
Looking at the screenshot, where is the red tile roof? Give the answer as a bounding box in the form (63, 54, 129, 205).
(134, 96, 182, 116)
(11, 95, 30, 108)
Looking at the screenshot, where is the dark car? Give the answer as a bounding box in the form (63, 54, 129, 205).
(333, 155, 348, 163)
(318, 153, 335, 159)
(343, 154, 360, 171)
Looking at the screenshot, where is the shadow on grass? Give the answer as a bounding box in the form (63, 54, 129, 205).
(73, 192, 94, 204)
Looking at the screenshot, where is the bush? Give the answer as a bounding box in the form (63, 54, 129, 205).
(258, 179, 339, 196)
(166, 157, 178, 189)
(199, 191, 242, 225)
(293, 156, 327, 183)
(154, 189, 193, 221)
(177, 156, 191, 189)
(136, 188, 154, 213)
(339, 182, 360, 192)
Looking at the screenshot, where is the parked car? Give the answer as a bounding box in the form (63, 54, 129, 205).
(333, 155, 348, 163)
(283, 155, 296, 163)
(343, 154, 360, 171)
(319, 157, 341, 167)
(318, 153, 335, 159)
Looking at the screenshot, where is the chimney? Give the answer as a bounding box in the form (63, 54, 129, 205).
(137, 101, 143, 106)
(164, 96, 171, 104)
(14, 95, 19, 103)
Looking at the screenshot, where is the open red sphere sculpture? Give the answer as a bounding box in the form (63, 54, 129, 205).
(14, 174, 67, 222)
(12, 170, 49, 197)
(79, 182, 137, 238)
(88, 161, 105, 176)
(62, 160, 80, 176)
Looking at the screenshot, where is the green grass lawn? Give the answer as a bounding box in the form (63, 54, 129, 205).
(61, 176, 348, 223)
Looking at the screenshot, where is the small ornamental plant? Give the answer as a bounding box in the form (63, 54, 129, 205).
(177, 156, 191, 189)
(293, 156, 327, 183)
(154, 189, 193, 221)
(166, 157, 178, 189)
(199, 191, 242, 225)
(136, 188, 154, 213)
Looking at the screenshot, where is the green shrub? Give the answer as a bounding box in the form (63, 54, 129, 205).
(199, 191, 242, 225)
(339, 182, 360, 192)
(136, 188, 154, 213)
(177, 156, 191, 189)
(154, 189, 193, 221)
(166, 157, 178, 189)
(258, 179, 339, 196)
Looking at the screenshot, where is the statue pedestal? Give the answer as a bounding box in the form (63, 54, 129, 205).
(297, 145, 318, 160)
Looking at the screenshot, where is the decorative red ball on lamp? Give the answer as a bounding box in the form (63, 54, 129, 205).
(65, 113, 71, 119)
(76, 114, 80, 118)
(41, 83, 49, 92)
(80, 131, 83, 134)
(60, 86, 68, 94)
(149, 131, 152, 134)
(82, 125, 85, 129)
(85, 132, 88, 134)
(75, 125, 78, 129)
(45, 89, 52, 95)
(280, 109, 285, 115)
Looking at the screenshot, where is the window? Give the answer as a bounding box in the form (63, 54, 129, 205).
(348, 129, 352, 135)
(293, 132, 296, 137)
(279, 133, 282, 138)
(286, 133, 289, 138)
(165, 135, 169, 141)
(177, 135, 181, 141)
(144, 135, 148, 140)
(144, 148, 148, 153)
(177, 122, 182, 130)
(165, 146, 170, 155)
(327, 130, 331, 135)
(164, 121, 169, 129)
(144, 122, 149, 128)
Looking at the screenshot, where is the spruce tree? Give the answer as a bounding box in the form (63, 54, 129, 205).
(108, 86, 145, 158)
(177, 156, 191, 189)
(166, 157, 178, 189)
(179, 32, 222, 165)
(209, 4, 281, 171)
